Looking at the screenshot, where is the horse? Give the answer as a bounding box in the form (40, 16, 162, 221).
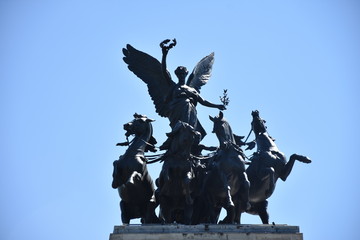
(156, 121, 201, 225)
(200, 111, 250, 224)
(111, 113, 159, 224)
(245, 110, 311, 224)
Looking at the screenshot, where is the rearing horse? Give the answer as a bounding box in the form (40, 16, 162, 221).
(245, 110, 311, 224)
(201, 111, 250, 224)
(111, 113, 159, 224)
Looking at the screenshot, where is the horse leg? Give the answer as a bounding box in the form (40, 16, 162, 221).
(234, 173, 251, 224)
(205, 194, 219, 224)
(209, 206, 220, 224)
(184, 202, 194, 225)
(233, 197, 242, 224)
(256, 201, 269, 224)
(145, 194, 160, 223)
(221, 207, 235, 224)
(120, 200, 130, 224)
(219, 186, 235, 224)
(182, 172, 194, 224)
(209, 206, 221, 224)
(183, 172, 194, 205)
(280, 154, 311, 181)
(160, 197, 173, 224)
(111, 160, 120, 189)
(118, 171, 142, 203)
(240, 172, 251, 212)
(257, 167, 276, 197)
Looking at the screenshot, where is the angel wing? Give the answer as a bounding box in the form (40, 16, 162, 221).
(122, 44, 175, 117)
(186, 52, 214, 92)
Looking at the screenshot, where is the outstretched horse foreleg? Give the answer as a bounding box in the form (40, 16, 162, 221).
(280, 154, 311, 181)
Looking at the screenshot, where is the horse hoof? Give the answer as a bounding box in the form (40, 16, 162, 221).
(296, 155, 312, 163)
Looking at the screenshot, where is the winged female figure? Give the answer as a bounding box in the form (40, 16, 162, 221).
(122, 39, 225, 140)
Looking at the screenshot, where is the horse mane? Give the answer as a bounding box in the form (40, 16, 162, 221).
(144, 121, 157, 153)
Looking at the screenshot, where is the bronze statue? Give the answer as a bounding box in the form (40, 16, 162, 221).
(111, 113, 159, 224)
(122, 39, 225, 140)
(245, 110, 311, 224)
(114, 39, 312, 225)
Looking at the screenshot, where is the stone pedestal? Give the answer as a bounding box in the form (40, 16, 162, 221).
(109, 224, 303, 240)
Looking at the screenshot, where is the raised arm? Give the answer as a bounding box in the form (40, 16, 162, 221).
(160, 39, 177, 82)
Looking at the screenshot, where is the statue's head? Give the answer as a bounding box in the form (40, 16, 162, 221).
(175, 66, 188, 84)
(251, 110, 260, 118)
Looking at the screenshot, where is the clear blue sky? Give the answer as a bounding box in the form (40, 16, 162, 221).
(1, 1, 359, 239)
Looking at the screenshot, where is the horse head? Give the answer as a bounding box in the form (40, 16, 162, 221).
(123, 113, 157, 152)
(251, 110, 267, 136)
(209, 111, 236, 148)
(250, 110, 277, 152)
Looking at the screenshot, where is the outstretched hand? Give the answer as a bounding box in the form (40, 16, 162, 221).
(160, 38, 177, 53)
(218, 105, 226, 111)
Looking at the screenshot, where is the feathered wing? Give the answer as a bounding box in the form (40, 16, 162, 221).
(122, 44, 175, 117)
(186, 52, 214, 92)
